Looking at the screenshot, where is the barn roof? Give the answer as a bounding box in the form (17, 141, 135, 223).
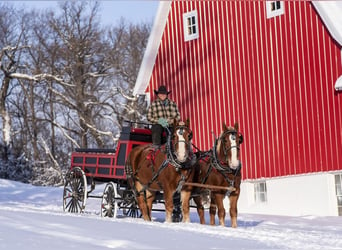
(312, 1, 342, 46)
(133, 1, 342, 96)
(312, 1, 342, 91)
(133, 1, 172, 96)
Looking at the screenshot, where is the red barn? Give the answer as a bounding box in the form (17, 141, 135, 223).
(134, 1, 342, 216)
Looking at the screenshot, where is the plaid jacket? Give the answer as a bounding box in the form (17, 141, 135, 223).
(147, 98, 181, 125)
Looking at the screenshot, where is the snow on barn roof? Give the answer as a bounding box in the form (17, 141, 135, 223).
(312, 1, 342, 91)
(133, 1, 342, 96)
(312, 1, 342, 47)
(133, 1, 172, 96)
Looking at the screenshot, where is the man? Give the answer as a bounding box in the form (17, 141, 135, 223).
(147, 85, 180, 145)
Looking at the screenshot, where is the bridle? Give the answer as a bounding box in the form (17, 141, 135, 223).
(218, 129, 242, 157)
(213, 129, 242, 172)
(166, 125, 193, 168)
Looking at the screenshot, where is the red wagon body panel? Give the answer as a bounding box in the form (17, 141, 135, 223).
(70, 126, 152, 180)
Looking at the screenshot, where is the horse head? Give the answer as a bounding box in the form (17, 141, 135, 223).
(170, 119, 193, 163)
(216, 122, 243, 170)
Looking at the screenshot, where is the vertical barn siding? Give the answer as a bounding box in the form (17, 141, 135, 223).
(148, 1, 342, 179)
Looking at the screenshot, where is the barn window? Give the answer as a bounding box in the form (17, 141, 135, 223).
(335, 174, 342, 216)
(254, 182, 267, 203)
(266, 1, 284, 19)
(183, 10, 199, 42)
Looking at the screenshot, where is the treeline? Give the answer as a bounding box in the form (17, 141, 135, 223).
(0, 2, 151, 185)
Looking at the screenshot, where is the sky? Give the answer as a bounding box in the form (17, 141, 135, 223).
(6, 1, 159, 26)
(1, 178, 342, 249)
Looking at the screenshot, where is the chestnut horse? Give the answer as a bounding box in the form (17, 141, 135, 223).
(125, 120, 195, 223)
(191, 122, 243, 227)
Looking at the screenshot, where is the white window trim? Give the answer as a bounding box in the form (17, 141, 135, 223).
(266, 1, 285, 19)
(254, 181, 268, 203)
(183, 10, 199, 42)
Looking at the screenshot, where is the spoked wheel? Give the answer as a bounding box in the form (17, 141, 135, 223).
(122, 191, 141, 218)
(101, 182, 118, 218)
(63, 167, 87, 213)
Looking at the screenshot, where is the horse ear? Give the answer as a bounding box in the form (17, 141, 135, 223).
(223, 122, 228, 131)
(186, 118, 190, 127)
(234, 122, 239, 131)
(173, 119, 177, 127)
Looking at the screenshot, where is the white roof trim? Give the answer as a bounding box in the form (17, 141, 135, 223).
(133, 1, 172, 96)
(312, 1, 342, 46)
(335, 74, 342, 91)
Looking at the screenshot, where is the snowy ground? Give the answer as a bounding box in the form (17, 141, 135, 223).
(1, 178, 342, 249)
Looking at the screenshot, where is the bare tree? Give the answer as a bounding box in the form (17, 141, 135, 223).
(106, 18, 151, 127)
(44, 2, 115, 149)
(0, 4, 28, 159)
(0, 1, 152, 185)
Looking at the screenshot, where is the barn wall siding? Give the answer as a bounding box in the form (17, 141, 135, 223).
(148, 1, 342, 179)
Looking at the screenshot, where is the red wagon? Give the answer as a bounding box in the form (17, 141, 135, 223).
(62, 121, 155, 218)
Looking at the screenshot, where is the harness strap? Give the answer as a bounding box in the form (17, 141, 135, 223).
(175, 167, 194, 193)
(147, 159, 169, 187)
(217, 162, 242, 195)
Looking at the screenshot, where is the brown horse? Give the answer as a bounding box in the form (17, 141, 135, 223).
(191, 122, 243, 227)
(125, 120, 195, 223)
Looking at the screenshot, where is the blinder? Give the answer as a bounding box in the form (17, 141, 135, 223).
(239, 133, 243, 144)
(174, 126, 193, 141)
(220, 130, 243, 145)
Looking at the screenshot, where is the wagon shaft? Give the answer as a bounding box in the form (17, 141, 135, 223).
(184, 182, 236, 192)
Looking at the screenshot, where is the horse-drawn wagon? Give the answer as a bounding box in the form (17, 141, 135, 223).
(63, 120, 244, 227)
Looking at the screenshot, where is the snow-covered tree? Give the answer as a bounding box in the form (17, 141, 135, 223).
(0, 1, 151, 185)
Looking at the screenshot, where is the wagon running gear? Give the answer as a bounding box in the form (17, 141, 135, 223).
(158, 118, 169, 127)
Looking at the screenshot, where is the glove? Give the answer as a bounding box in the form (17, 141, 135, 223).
(157, 118, 169, 128)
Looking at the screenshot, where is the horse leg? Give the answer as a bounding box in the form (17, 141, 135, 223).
(216, 193, 226, 226)
(229, 176, 241, 228)
(172, 191, 182, 222)
(192, 195, 205, 224)
(146, 190, 155, 220)
(209, 193, 217, 225)
(229, 192, 239, 228)
(163, 190, 174, 223)
(180, 190, 191, 223)
(136, 194, 151, 221)
(135, 182, 151, 221)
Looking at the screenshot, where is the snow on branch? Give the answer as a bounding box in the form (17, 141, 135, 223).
(38, 136, 62, 173)
(48, 87, 78, 110)
(84, 72, 110, 78)
(115, 87, 138, 101)
(55, 123, 80, 148)
(9, 73, 75, 87)
(79, 116, 114, 138)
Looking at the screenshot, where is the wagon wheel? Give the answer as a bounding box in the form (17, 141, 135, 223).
(122, 191, 140, 218)
(101, 182, 119, 218)
(63, 167, 87, 213)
